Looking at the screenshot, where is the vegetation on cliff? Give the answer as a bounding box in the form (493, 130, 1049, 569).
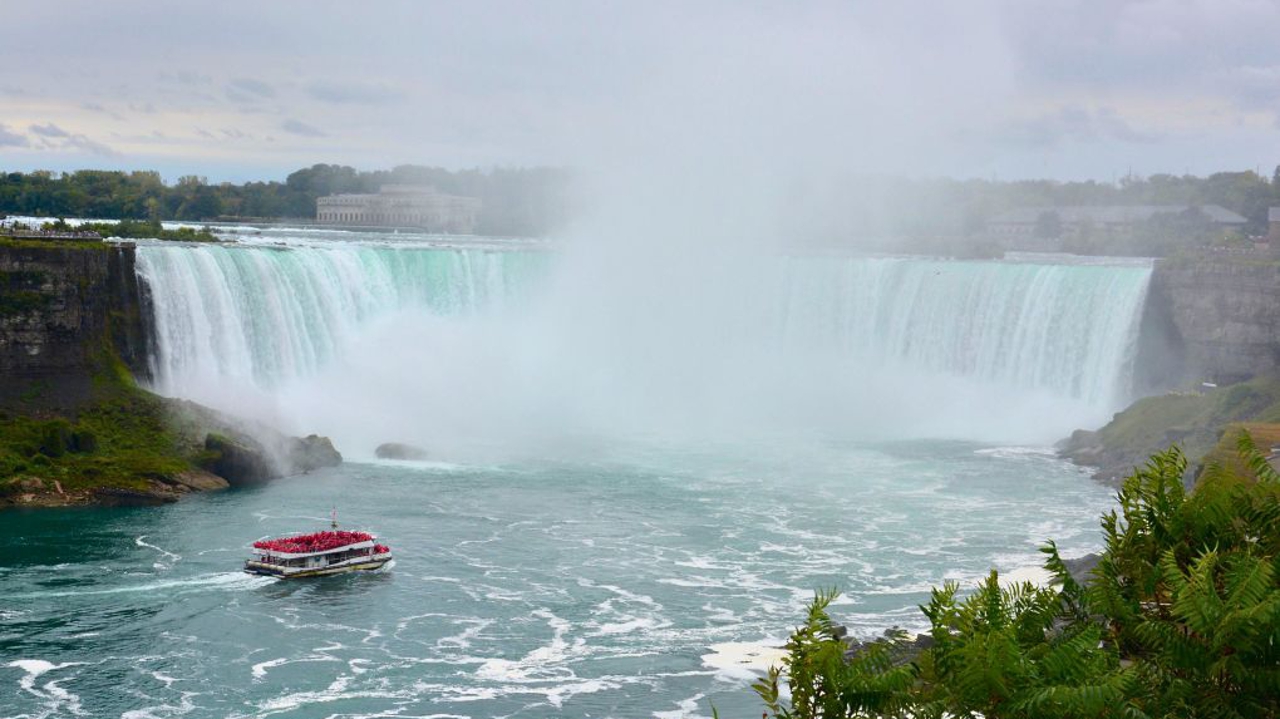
(0, 388, 190, 497)
(0, 368, 342, 506)
(1061, 376, 1280, 483)
(759, 440, 1280, 718)
(0, 349, 205, 504)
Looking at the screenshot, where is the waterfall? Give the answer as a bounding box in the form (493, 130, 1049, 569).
(135, 242, 1152, 448)
(770, 255, 1151, 407)
(137, 244, 547, 392)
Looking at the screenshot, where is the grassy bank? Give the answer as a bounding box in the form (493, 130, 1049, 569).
(0, 349, 210, 506)
(1061, 375, 1280, 482)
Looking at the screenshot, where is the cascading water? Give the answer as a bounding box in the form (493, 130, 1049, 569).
(12, 236, 1150, 719)
(135, 239, 1151, 450)
(770, 255, 1151, 406)
(138, 241, 547, 389)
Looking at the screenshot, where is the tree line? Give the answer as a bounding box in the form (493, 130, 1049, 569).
(4, 164, 1280, 245)
(0, 164, 573, 237)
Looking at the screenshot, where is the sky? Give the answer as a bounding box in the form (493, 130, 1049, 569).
(2, 0, 1280, 183)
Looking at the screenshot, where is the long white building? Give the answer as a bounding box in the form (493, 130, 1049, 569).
(316, 185, 481, 234)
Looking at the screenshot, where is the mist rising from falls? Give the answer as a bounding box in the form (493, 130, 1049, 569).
(136, 242, 1151, 456)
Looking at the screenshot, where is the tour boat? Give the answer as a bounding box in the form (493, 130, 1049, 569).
(244, 522, 392, 579)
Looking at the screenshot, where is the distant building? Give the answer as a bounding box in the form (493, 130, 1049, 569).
(987, 205, 1247, 243)
(316, 185, 481, 234)
(1268, 207, 1280, 244)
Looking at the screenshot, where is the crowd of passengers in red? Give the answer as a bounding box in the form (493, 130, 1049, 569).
(252, 530, 391, 555)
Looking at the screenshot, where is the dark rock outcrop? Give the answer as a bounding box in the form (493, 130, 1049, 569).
(375, 442, 429, 460)
(290, 435, 342, 472)
(1061, 553, 1100, 586)
(199, 428, 342, 486)
(203, 433, 276, 485)
(839, 625, 935, 664)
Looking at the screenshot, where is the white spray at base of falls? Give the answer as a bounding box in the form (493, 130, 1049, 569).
(136, 241, 1152, 455)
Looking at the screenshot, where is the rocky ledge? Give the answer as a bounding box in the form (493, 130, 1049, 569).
(1059, 375, 1280, 485)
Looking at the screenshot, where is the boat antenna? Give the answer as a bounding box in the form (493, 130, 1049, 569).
(331, 506, 338, 530)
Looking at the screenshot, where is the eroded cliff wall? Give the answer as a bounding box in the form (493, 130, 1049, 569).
(0, 240, 151, 411)
(1142, 256, 1280, 388)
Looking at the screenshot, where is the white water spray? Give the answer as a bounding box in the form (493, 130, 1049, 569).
(136, 238, 1151, 456)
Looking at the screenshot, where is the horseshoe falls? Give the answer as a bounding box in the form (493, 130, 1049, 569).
(3, 233, 1149, 719)
(135, 240, 1152, 453)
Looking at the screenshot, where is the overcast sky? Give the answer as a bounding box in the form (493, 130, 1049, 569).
(2, 0, 1279, 183)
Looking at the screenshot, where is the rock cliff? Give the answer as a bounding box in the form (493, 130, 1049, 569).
(0, 238, 151, 410)
(0, 237, 339, 509)
(1141, 254, 1280, 387)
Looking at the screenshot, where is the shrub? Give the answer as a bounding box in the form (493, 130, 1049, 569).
(759, 440, 1280, 718)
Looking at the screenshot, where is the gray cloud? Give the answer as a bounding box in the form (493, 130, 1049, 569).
(306, 80, 403, 105)
(280, 118, 326, 138)
(226, 77, 275, 103)
(1004, 105, 1161, 148)
(29, 122, 70, 138)
(0, 123, 28, 147)
(64, 133, 118, 156)
(161, 70, 212, 86)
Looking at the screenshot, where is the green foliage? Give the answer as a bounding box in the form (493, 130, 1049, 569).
(0, 363, 192, 496)
(1072, 376, 1280, 478)
(36, 218, 219, 242)
(753, 588, 915, 718)
(82, 220, 219, 242)
(759, 444, 1280, 718)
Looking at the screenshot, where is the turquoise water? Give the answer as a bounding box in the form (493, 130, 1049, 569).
(4, 232, 1144, 716)
(1, 439, 1114, 718)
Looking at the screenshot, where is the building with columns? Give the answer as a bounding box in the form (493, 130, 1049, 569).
(316, 185, 481, 234)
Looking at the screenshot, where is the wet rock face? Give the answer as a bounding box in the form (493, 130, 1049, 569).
(200, 430, 343, 486)
(0, 241, 151, 411)
(289, 435, 342, 472)
(1149, 258, 1280, 385)
(203, 433, 276, 485)
(374, 442, 429, 460)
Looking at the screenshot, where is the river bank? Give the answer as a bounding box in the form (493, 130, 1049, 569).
(1059, 375, 1280, 485)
